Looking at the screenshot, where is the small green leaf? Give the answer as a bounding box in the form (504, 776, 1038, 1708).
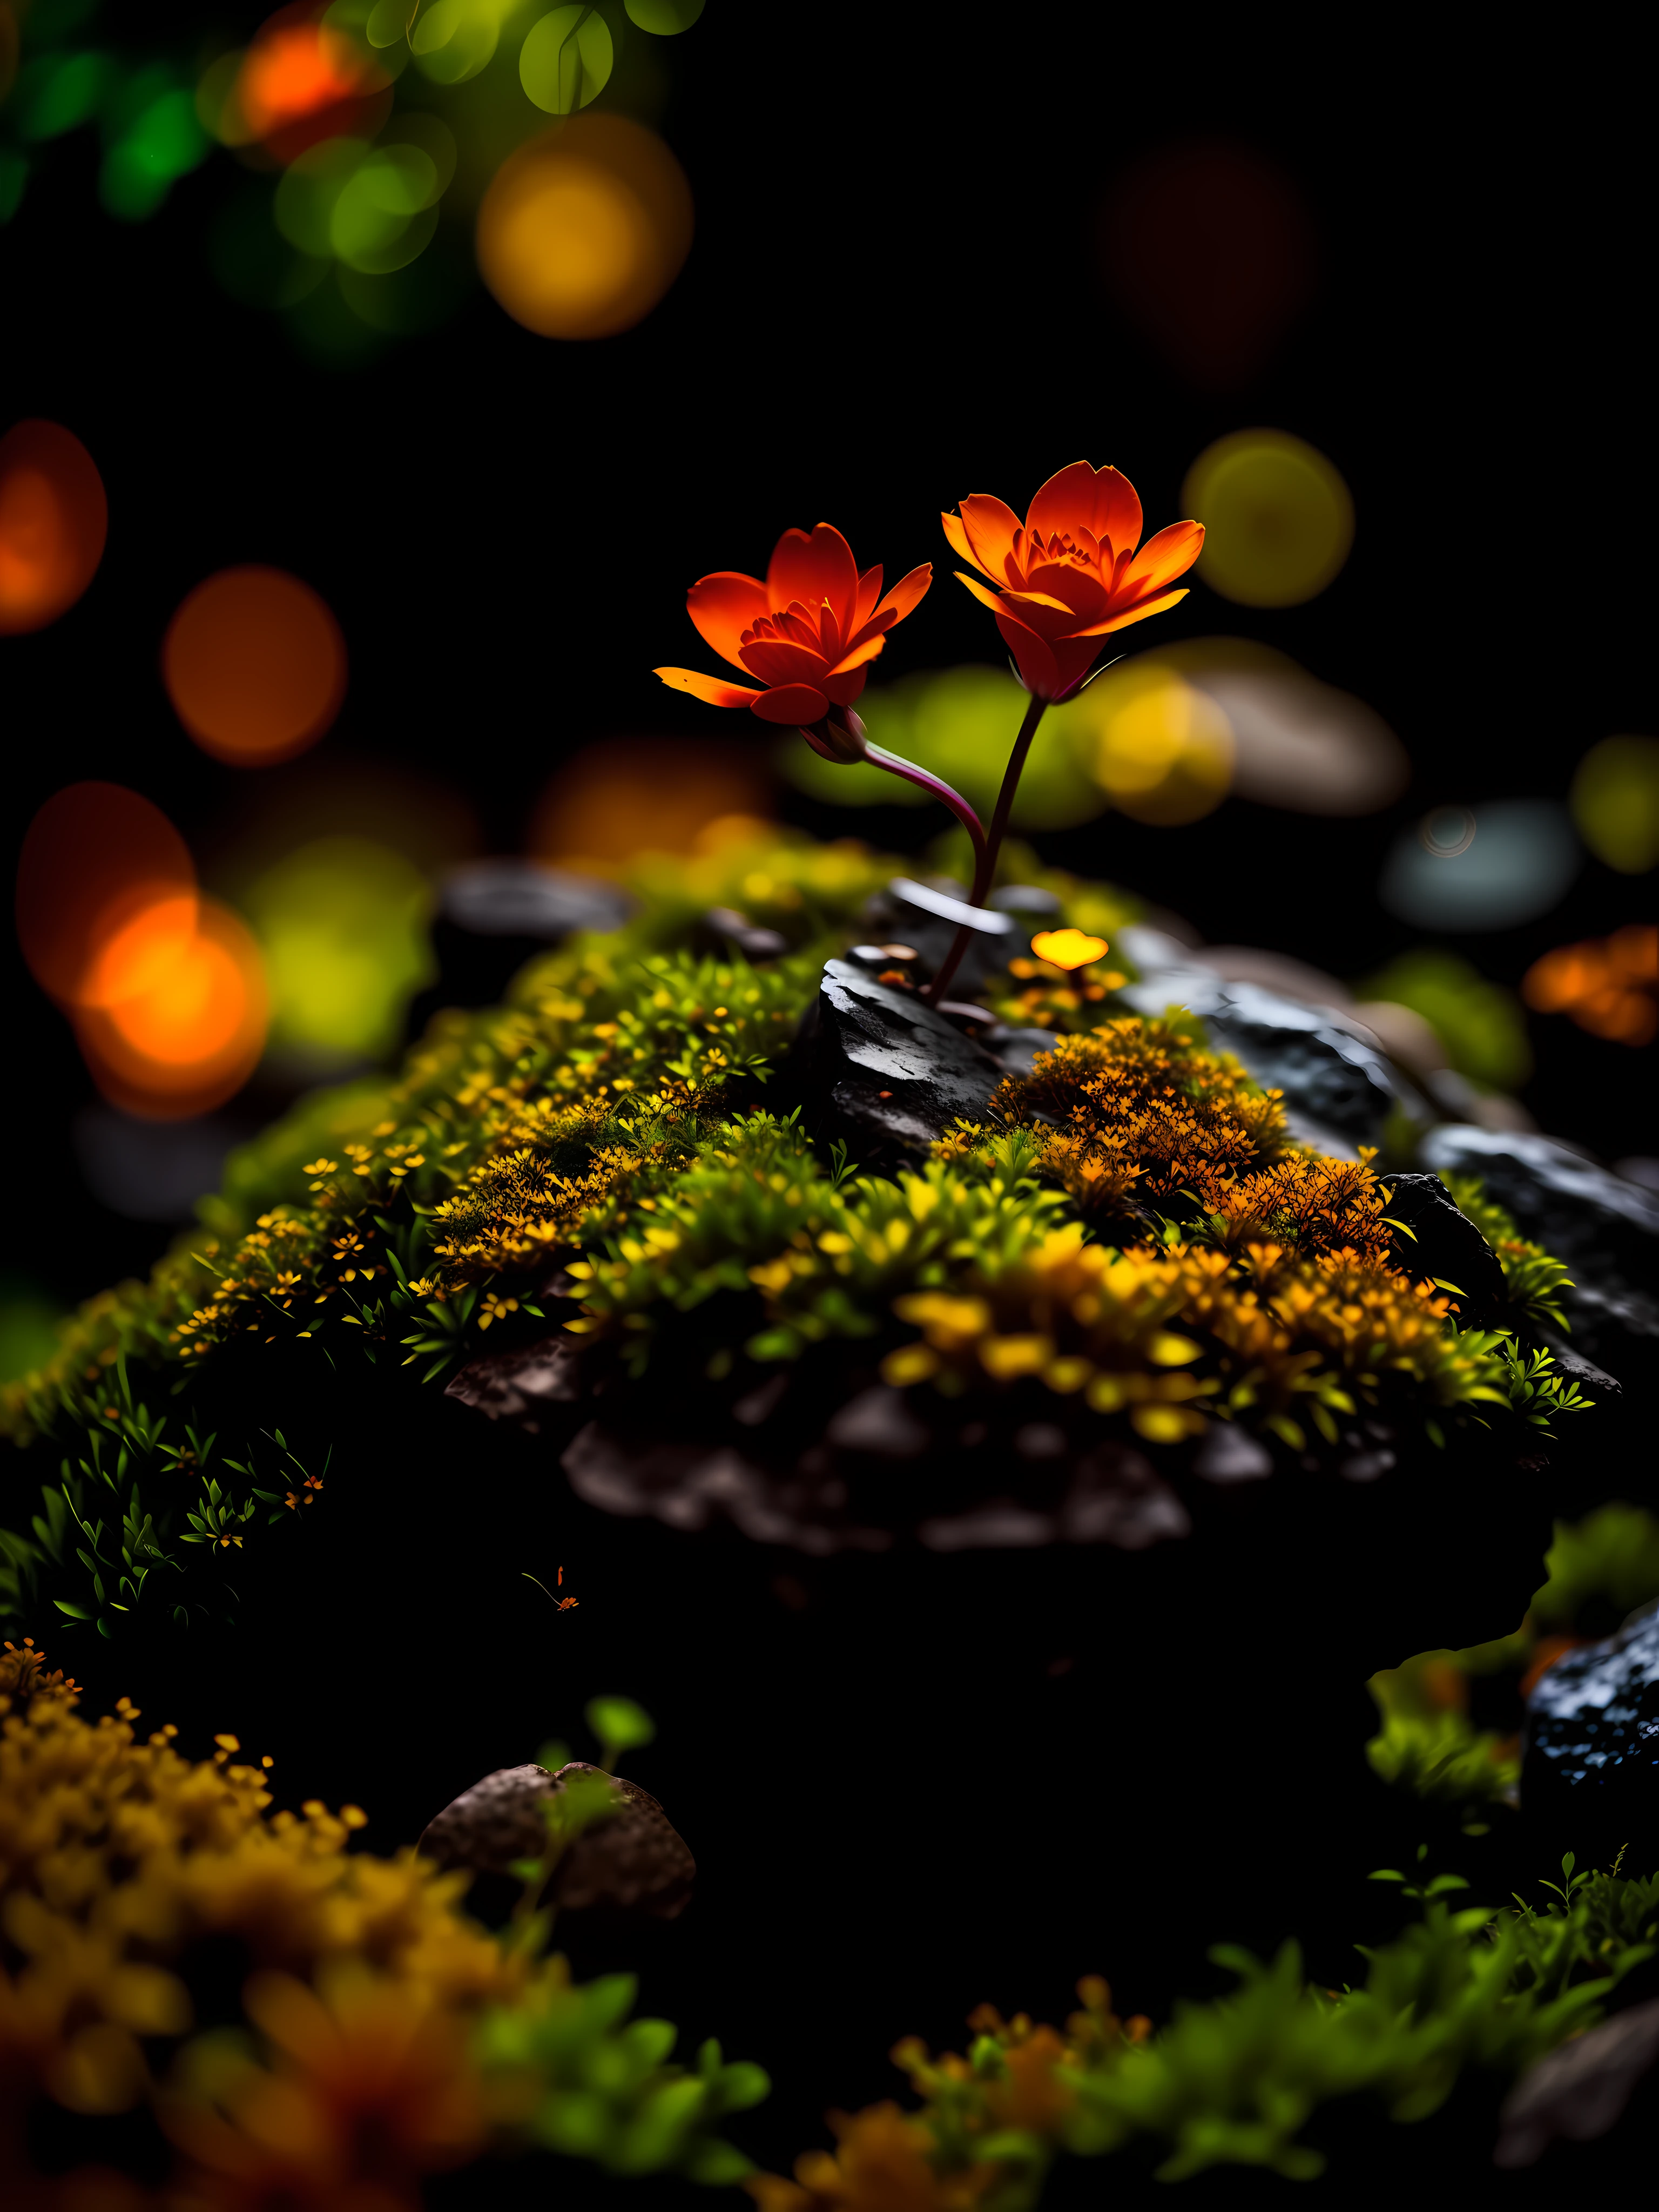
(585, 1694, 655, 1757)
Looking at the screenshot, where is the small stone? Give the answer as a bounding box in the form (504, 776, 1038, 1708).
(1190, 1422, 1273, 1483)
(826, 1386, 932, 1458)
(446, 1335, 582, 1431)
(441, 860, 632, 940)
(1522, 1598, 1659, 1835)
(1379, 1171, 1509, 1320)
(419, 1761, 696, 1918)
(793, 959, 1008, 1171)
(1494, 1995, 1659, 2167)
(698, 907, 790, 962)
(987, 884, 1063, 919)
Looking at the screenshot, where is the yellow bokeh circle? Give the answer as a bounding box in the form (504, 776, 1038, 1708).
(1182, 428, 1354, 608)
(476, 115, 692, 340)
(1055, 663, 1235, 826)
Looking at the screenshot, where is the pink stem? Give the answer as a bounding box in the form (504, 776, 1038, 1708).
(863, 742, 987, 877)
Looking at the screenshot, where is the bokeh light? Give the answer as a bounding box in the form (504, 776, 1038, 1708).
(240, 835, 434, 1071)
(214, 9, 392, 159)
(163, 565, 347, 765)
(75, 898, 269, 1119)
(1097, 142, 1315, 389)
(0, 1273, 65, 1386)
(1524, 926, 1658, 1047)
(1379, 799, 1580, 929)
(476, 114, 693, 339)
(624, 0, 705, 26)
(1050, 662, 1234, 826)
(0, 419, 108, 634)
(1571, 734, 1659, 873)
(1353, 949, 1532, 1091)
(520, 6, 615, 112)
(530, 740, 771, 865)
(1182, 429, 1354, 608)
(1154, 638, 1407, 814)
(16, 783, 197, 1006)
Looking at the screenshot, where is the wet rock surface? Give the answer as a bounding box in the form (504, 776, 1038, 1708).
(419, 1759, 695, 1917)
(1522, 1599, 1659, 1844)
(1380, 1171, 1510, 1321)
(1494, 1995, 1659, 2167)
(1117, 927, 1416, 1152)
(1419, 1127, 1659, 1377)
(792, 957, 1010, 1171)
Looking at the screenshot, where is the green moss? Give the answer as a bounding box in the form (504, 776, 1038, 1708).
(0, 834, 1586, 1636)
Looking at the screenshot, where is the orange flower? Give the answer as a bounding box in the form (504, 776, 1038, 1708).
(943, 460, 1203, 700)
(656, 524, 930, 725)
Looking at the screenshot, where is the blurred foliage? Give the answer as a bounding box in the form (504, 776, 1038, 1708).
(0, 1271, 65, 1384)
(1367, 1501, 1659, 1822)
(240, 833, 435, 1071)
(0, 833, 1586, 1634)
(0, 0, 704, 354)
(784, 665, 1108, 830)
(1354, 948, 1532, 1092)
(752, 1854, 1659, 2201)
(1571, 733, 1659, 874)
(0, 1670, 764, 2202)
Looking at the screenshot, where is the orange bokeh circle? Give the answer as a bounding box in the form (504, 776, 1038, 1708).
(16, 783, 198, 1006)
(162, 565, 347, 765)
(476, 115, 693, 341)
(75, 897, 269, 1118)
(0, 419, 109, 635)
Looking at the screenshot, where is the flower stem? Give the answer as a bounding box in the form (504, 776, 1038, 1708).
(864, 741, 987, 877)
(922, 692, 1047, 1006)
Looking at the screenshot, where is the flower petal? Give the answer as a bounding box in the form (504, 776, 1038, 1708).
(869, 562, 932, 631)
(1089, 586, 1191, 637)
(768, 523, 859, 637)
(739, 635, 830, 687)
(954, 570, 1010, 617)
(993, 609, 1060, 699)
(853, 563, 884, 632)
(1022, 558, 1108, 624)
(827, 632, 887, 678)
(940, 510, 976, 571)
(1118, 519, 1205, 601)
(686, 572, 772, 669)
(751, 682, 830, 725)
(957, 494, 1023, 586)
(655, 666, 764, 709)
(821, 665, 871, 709)
(1027, 461, 1144, 562)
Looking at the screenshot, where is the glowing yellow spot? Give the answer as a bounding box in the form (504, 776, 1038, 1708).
(1182, 429, 1354, 607)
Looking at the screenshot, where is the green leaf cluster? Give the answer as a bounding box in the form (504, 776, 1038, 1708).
(1437, 1172, 1576, 1332)
(475, 1974, 768, 2186)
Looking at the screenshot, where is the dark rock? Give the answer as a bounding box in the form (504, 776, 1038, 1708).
(445, 1334, 583, 1432)
(793, 957, 1009, 1171)
(442, 860, 632, 940)
(1191, 1422, 1274, 1483)
(408, 861, 632, 1035)
(1117, 932, 1418, 1152)
(861, 876, 1018, 994)
(417, 1761, 696, 1918)
(989, 1025, 1064, 1077)
(826, 1385, 932, 1458)
(1522, 1600, 1659, 1844)
(1494, 1995, 1659, 2166)
(562, 1421, 894, 1554)
(916, 1442, 1189, 1552)
(1380, 1171, 1510, 1320)
(987, 884, 1063, 919)
(696, 907, 790, 962)
(1419, 1127, 1659, 1377)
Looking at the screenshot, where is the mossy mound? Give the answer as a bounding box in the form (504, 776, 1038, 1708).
(1, 831, 1585, 1640)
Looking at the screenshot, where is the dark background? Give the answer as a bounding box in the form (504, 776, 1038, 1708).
(2, 14, 1655, 2187)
